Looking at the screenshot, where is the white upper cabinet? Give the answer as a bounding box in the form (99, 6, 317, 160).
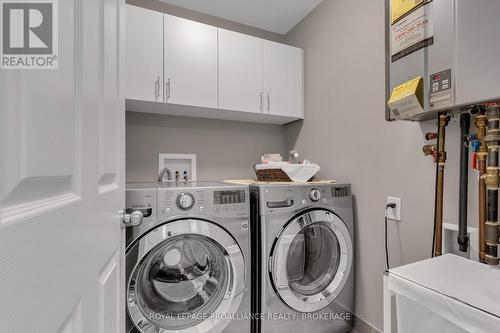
(164, 15, 218, 108)
(124, 4, 304, 124)
(218, 29, 264, 113)
(264, 41, 304, 118)
(126, 5, 163, 102)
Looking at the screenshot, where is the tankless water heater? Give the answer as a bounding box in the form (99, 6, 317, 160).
(388, 0, 500, 121)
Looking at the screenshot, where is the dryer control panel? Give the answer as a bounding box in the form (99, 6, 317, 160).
(258, 184, 352, 213)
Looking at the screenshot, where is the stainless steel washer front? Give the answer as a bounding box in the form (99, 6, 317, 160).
(127, 218, 245, 333)
(251, 183, 355, 333)
(270, 209, 353, 313)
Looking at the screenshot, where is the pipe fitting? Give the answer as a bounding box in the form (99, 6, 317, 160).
(485, 241, 499, 265)
(475, 114, 488, 133)
(438, 151, 447, 164)
(485, 221, 499, 242)
(425, 132, 438, 140)
(457, 235, 469, 252)
(484, 169, 500, 187)
(422, 144, 437, 156)
(439, 114, 450, 127)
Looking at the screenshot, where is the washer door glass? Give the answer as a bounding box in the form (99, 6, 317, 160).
(136, 234, 229, 330)
(271, 210, 353, 313)
(287, 223, 341, 296)
(127, 219, 246, 333)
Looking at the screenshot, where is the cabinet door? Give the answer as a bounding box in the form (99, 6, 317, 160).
(164, 15, 218, 108)
(125, 5, 163, 102)
(264, 41, 304, 118)
(218, 29, 264, 113)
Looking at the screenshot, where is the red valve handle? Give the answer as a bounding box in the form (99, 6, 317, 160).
(472, 152, 478, 170)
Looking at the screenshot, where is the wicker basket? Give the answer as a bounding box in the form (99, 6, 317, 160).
(254, 165, 316, 182)
(254, 166, 292, 182)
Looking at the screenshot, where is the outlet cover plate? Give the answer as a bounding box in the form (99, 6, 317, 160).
(386, 197, 401, 221)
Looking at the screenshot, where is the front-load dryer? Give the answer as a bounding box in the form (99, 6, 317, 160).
(250, 183, 354, 333)
(125, 182, 251, 333)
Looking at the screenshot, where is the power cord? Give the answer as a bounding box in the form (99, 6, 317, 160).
(385, 202, 397, 270)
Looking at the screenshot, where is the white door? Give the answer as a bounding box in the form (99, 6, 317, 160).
(0, 0, 125, 332)
(164, 14, 218, 108)
(126, 4, 163, 102)
(263, 41, 304, 118)
(218, 29, 264, 113)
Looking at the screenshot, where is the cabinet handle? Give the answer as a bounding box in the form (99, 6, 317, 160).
(259, 92, 263, 111)
(166, 78, 171, 100)
(154, 77, 160, 99)
(266, 93, 270, 112)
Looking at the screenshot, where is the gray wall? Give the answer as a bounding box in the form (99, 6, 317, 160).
(125, 0, 479, 330)
(126, 112, 286, 182)
(284, 0, 478, 331)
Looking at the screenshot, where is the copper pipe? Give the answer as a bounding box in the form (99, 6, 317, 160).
(475, 111, 487, 263)
(434, 113, 449, 257)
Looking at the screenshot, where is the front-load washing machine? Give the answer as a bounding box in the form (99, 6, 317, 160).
(125, 182, 251, 333)
(250, 183, 354, 333)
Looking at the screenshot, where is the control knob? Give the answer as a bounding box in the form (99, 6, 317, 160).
(177, 193, 195, 210)
(309, 189, 321, 202)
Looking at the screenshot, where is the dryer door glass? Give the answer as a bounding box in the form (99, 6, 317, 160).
(271, 209, 353, 313)
(127, 219, 246, 332)
(287, 223, 341, 296)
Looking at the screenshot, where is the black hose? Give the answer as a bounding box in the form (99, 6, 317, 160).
(458, 113, 470, 252)
(385, 214, 389, 270)
(385, 203, 396, 270)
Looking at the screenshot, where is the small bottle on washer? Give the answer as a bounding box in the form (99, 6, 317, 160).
(175, 171, 180, 184)
(183, 171, 189, 183)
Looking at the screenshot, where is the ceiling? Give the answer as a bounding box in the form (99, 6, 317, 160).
(159, 0, 323, 34)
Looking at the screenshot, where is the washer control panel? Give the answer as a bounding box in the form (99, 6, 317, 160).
(159, 187, 248, 219)
(213, 190, 246, 213)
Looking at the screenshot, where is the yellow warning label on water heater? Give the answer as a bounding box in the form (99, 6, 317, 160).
(392, 0, 424, 23)
(388, 76, 424, 120)
(388, 76, 423, 104)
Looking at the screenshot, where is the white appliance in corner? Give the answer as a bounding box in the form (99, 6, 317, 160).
(384, 254, 500, 333)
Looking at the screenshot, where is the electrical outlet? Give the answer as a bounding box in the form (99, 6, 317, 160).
(386, 197, 402, 221)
